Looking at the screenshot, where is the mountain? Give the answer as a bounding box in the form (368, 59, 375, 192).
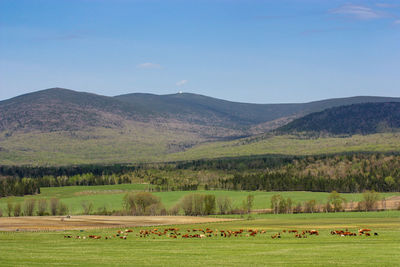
(2, 87, 400, 135)
(277, 102, 400, 135)
(1, 88, 400, 165)
(0, 88, 154, 133)
(115, 93, 400, 132)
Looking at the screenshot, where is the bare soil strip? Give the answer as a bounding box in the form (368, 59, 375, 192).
(0, 216, 235, 231)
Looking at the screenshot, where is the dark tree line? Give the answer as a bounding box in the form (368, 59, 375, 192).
(0, 164, 140, 178)
(219, 172, 400, 193)
(1, 152, 399, 197)
(0, 177, 40, 197)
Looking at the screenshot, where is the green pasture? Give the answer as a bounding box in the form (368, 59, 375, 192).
(1, 184, 399, 215)
(0, 211, 399, 266)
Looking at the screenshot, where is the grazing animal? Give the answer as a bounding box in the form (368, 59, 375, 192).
(358, 229, 371, 234)
(309, 230, 319, 235)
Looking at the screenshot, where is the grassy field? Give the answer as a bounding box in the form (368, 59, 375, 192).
(1, 184, 399, 215)
(0, 211, 399, 266)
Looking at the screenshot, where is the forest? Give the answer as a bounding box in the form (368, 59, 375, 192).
(1, 152, 400, 197)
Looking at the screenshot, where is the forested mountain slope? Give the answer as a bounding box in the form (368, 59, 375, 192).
(278, 102, 400, 135)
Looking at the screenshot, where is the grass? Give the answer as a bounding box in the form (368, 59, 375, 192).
(1, 184, 399, 215)
(0, 211, 399, 266)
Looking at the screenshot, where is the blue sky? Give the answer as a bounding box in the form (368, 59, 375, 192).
(1, 0, 399, 103)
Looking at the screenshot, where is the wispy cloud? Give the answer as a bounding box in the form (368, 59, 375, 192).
(176, 80, 188, 86)
(330, 4, 386, 20)
(137, 62, 162, 69)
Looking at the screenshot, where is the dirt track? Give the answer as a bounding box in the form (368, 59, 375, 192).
(0, 216, 235, 231)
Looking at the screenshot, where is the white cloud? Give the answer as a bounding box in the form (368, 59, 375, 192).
(176, 80, 188, 86)
(137, 62, 161, 69)
(331, 4, 385, 20)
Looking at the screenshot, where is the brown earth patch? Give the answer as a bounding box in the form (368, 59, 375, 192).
(0, 216, 235, 232)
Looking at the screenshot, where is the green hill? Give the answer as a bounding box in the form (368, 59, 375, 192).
(1, 88, 400, 165)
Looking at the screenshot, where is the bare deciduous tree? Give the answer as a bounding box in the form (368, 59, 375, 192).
(7, 201, 13, 217)
(23, 199, 36, 216)
(81, 200, 94, 215)
(13, 203, 21, 217)
(50, 198, 59, 216)
(362, 190, 380, 211)
(216, 196, 232, 215)
(37, 199, 48, 216)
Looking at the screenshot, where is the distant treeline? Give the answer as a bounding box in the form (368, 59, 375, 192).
(220, 173, 398, 193)
(0, 164, 140, 178)
(1, 152, 400, 197)
(0, 177, 40, 197)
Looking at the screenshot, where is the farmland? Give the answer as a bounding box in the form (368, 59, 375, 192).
(1, 184, 399, 215)
(0, 211, 399, 266)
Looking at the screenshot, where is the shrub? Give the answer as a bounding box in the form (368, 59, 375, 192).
(180, 194, 195, 216)
(304, 200, 317, 213)
(271, 194, 283, 214)
(37, 199, 48, 216)
(179, 193, 217, 216)
(7, 201, 13, 217)
(245, 194, 254, 214)
(50, 198, 59, 216)
(57, 201, 69, 215)
(216, 196, 232, 215)
(81, 200, 94, 215)
(204, 194, 216, 215)
(123, 192, 161, 215)
(95, 206, 110, 215)
(146, 203, 165, 216)
(271, 194, 293, 214)
(168, 203, 181, 216)
(328, 191, 346, 212)
(123, 193, 137, 214)
(324, 201, 333, 213)
(362, 190, 380, 211)
(160, 208, 167, 216)
(23, 199, 36, 216)
(14, 203, 21, 217)
(293, 203, 302, 213)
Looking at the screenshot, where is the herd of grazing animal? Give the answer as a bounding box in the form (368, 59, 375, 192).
(64, 228, 378, 241)
(271, 229, 319, 239)
(64, 229, 134, 240)
(330, 228, 378, 237)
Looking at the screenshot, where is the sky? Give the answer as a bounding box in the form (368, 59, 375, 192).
(1, 0, 400, 103)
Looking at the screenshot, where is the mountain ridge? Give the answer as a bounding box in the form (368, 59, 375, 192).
(2, 87, 400, 135)
(1, 87, 400, 165)
(277, 102, 400, 135)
